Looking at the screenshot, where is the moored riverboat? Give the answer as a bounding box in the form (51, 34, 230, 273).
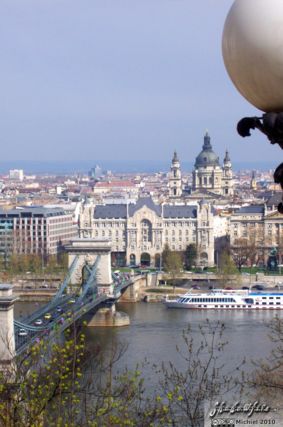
(164, 289, 283, 309)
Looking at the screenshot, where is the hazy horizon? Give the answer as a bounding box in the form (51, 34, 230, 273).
(0, 159, 277, 176)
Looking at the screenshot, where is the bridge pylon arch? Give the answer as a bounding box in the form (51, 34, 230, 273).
(64, 239, 113, 294)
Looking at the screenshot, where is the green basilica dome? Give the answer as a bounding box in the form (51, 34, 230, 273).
(194, 132, 220, 168)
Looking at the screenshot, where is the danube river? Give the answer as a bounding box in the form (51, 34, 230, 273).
(15, 301, 283, 384)
(86, 302, 283, 373)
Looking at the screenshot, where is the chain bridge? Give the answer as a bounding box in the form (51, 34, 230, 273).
(0, 239, 143, 363)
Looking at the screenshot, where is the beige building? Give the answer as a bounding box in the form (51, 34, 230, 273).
(83, 197, 214, 267)
(229, 205, 283, 265)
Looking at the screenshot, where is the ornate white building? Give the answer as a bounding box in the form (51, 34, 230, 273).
(192, 132, 233, 197)
(82, 197, 214, 268)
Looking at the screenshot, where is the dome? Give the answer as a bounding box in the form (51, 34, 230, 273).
(194, 132, 220, 168)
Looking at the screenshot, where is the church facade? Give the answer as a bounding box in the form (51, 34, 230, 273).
(192, 132, 233, 196)
(167, 132, 233, 199)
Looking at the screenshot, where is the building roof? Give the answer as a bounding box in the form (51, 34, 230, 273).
(163, 205, 197, 218)
(94, 180, 135, 188)
(94, 205, 128, 219)
(129, 197, 161, 216)
(235, 205, 265, 215)
(0, 206, 67, 218)
(93, 197, 198, 219)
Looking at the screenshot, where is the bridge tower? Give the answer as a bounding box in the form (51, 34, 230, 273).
(65, 239, 130, 327)
(0, 285, 17, 366)
(64, 239, 113, 294)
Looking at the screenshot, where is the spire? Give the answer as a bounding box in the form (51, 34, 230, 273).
(203, 131, 212, 151)
(224, 149, 231, 163)
(172, 150, 179, 163)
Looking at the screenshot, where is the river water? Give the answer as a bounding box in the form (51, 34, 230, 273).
(85, 302, 283, 373)
(15, 301, 283, 386)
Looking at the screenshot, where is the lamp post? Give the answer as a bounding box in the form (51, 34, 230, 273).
(222, 0, 283, 212)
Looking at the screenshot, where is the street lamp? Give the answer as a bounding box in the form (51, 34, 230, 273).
(222, 0, 283, 211)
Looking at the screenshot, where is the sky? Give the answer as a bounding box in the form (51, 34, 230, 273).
(0, 0, 280, 171)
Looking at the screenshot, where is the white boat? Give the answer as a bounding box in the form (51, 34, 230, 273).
(164, 289, 283, 309)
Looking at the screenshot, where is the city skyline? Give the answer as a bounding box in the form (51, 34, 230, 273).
(1, 0, 281, 165)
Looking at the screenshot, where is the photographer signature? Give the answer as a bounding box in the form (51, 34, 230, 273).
(209, 401, 270, 418)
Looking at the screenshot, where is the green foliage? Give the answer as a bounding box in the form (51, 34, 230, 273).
(0, 328, 86, 426)
(219, 252, 238, 275)
(2, 317, 282, 425)
(3, 252, 68, 276)
(184, 244, 197, 270)
(218, 252, 240, 287)
(162, 245, 182, 274)
(161, 243, 171, 271)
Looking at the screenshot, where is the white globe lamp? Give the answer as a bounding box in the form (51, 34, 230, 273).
(222, 0, 283, 212)
(222, 0, 283, 112)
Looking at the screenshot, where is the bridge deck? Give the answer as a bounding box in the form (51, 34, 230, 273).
(14, 276, 134, 355)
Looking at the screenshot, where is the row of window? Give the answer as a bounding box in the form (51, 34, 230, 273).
(189, 298, 236, 303)
(93, 221, 198, 228)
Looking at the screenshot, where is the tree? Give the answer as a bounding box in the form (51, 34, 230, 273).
(162, 246, 183, 290)
(5, 316, 283, 426)
(156, 320, 244, 426)
(230, 238, 255, 271)
(218, 252, 240, 288)
(0, 326, 169, 426)
(184, 244, 197, 270)
(0, 320, 246, 427)
(161, 243, 171, 270)
(248, 317, 283, 409)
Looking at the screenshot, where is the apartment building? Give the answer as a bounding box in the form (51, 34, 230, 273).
(0, 206, 78, 256)
(229, 205, 283, 265)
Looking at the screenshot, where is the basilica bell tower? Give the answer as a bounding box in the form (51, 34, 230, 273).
(169, 151, 182, 197)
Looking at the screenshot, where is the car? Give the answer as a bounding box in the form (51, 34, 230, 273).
(56, 306, 63, 313)
(252, 284, 266, 291)
(44, 312, 52, 320)
(40, 283, 48, 288)
(34, 319, 43, 326)
(225, 287, 233, 290)
(68, 298, 76, 304)
(18, 328, 28, 336)
(242, 286, 249, 290)
(191, 285, 200, 290)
